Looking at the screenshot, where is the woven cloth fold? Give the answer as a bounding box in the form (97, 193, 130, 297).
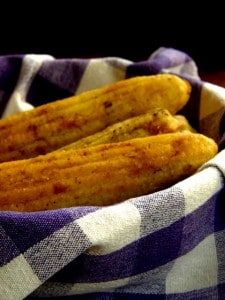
(0, 48, 225, 300)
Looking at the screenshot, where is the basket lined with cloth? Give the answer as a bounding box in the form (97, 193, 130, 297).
(0, 47, 225, 299)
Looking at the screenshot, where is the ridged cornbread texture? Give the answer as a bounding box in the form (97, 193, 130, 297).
(0, 132, 217, 212)
(0, 74, 191, 162)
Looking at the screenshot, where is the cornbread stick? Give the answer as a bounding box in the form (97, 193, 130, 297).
(0, 74, 191, 163)
(59, 108, 195, 151)
(174, 115, 196, 132)
(0, 132, 217, 212)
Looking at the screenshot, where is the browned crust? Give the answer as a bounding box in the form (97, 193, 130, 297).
(0, 74, 191, 162)
(0, 132, 217, 212)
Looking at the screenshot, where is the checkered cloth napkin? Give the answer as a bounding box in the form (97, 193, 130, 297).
(0, 47, 225, 300)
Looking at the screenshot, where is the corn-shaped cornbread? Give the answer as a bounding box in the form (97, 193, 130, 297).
(59, 108, 195, 151)
(0, 132, 217, 212)
(0, 74, 191, 163)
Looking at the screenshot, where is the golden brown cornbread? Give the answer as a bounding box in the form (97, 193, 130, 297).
(0, 131, 217, 212)
(0, 74, 191, 163)
(59, 108, 195, 151)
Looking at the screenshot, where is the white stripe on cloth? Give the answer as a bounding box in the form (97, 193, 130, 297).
(75, 57, 131, 95)
(166, 233, 218, 293)
(162, 61, 200, 78)
(0, 254, 41, 300)
(31, 276, 130, 297)
(130, 186, 185, 238)
(2, 54, 54, 118)
(175, 164, 223, 216)
(77, 201, 141, 255)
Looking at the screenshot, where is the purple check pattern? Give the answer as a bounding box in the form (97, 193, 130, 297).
(0, 48, 224, 299)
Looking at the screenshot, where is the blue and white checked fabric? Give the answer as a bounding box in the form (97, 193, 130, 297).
(0, 47, 225, 300)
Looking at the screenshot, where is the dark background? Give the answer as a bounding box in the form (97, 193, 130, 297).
(1, 4, 224, 73)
